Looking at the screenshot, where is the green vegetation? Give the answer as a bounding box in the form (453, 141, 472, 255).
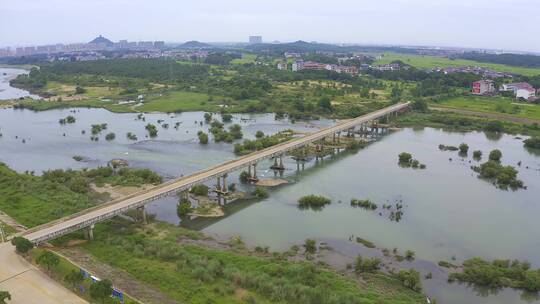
(11, 236, 34, 254)
(0, 163, 161, 227)
(197, 131, 209, 144)
(91, 123, 108, 135)
(524, 137, 540, 149)
(435, 96, 540, 121)
(355, 237, 376, 249)
(105, 132, 116, 141)
(472, 160, 524, 190)
(76, 220, 424, 304)
(0, 291, 10, 304)
(190, 184, 209, 196)
(209, 120, 243, 143)
(303, 239, 317, 255)
(27, 248, 136, 304)
(473, 150, 482, 159)
(438, 261, 458, 269)
(459, 143, 469, 154)
(398, 153, 426, 169)
(59, 115, 76, 125)
(438, 144, 459, 151)
(90, 279, 113, 303)
(234, 130, 293, 155)
(396, 269, 422, 292)
(489, 149, 503, 162)
(377, 53, 540, 77)
(297, 195, 331, 210)
(126, 132, 138, 141)
(394, 110, 540, 138)
(350, 198, 378, 210)
(448, 257, 540, 292)
(354, 255, 381, 274)
(177, 198, 192, 217)
(145, 123, 158, 137)
(252, 187, 268, 199)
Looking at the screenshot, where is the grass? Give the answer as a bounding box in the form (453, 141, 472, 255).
(137, 91, 223, 112)
(29, 248, 138, 304)
(231, 53, 257, 65)
(74, 220, 425, 304)
(0, 220, 16, 238)
(435, 95, 540, 121)
(0, 163, 97, 227)
(376, 53, 540, 77)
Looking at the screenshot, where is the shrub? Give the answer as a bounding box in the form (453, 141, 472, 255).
(105, 132, 116, 141)
(221, 113, 233, 122)
(89, 279, 112, 303)
(473, 150, 482, 159)
(303, 239, 317, 254)
(354, 256, 381, 274)
(398, 152, 413, 163)
(488, 149, 502, 162)
(350, 199, 377, 210)
(197, 131, 209, 144)
(524, 137, 540, 149)
(405, 250, 415, 260)
(396, 269, 422, 292)
(459, 143, 469, 154)
(298, 195, 331, 210)
(11, 237, 34, 254)
(255, 131, 265, 139)
(177, 198, 192, 217)
(239, 171, 250, 183)
(190, 184, 209, 196)
(252, 187, 268, 199)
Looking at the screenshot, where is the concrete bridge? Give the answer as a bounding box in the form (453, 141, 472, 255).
(22, 102, 409, 244)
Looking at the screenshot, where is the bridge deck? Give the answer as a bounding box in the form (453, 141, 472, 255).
(22, 102, 409, 244)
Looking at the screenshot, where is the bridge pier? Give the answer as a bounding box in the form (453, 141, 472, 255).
(84, 224, 94, 241)
(248, 163, 259, 182)
(270, 155, 285, 171)
(137, 206, 148, 225)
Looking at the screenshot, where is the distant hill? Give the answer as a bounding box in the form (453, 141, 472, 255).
(89, 35, 114, 46)
(178, 41, 212, 49)
(246, 40, 417, 55)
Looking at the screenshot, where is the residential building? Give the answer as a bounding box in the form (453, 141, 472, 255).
(154, 41, 165, 48)
(472, 80, 495, 95)
(277, 61, 288, 70)
(500, 82, 536, 100)
(249, 36, 262, 44)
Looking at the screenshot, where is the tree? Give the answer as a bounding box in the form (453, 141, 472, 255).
(354, 256, 381, 274)
(204, 113, 212, 123)
(318, 96, 332, 112)
(397, 269, 422, 292)
(489, 149, 502, 162)
(177, 198, 191, 217)
(473, 150, 482, 159)
(75, 86, 86, 94)
(11, 237, 33, 254)
(64, 270, 84, 290)
(190, 184, 209, 196)
(197, 131, 209, 144)
(255, 131, 265, 139)
(89, 279, 112, 304)
(36, 251, 59, 274)
(252, 187, 268, 199)
(459, 143, 469, 154)
(398, 152, 413, 164)
(0, 291, 11, 304)
(303, 239, 317, 255)
(221, 113, 233, 122)
(105, 132, 116, 141)
(411, 100, 428, 112)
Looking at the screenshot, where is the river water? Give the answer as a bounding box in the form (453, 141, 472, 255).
(0, 67, 40, 100)
(0, 71, 539, 303)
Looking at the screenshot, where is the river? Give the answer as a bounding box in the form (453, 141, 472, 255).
(0, 96, 539, 302)
(0, 67, 40, 100)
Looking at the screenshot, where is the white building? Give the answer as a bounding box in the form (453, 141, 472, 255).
(500, 82, 536, 100)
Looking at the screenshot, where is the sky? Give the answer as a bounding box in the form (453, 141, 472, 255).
(1, 0, 538, 52)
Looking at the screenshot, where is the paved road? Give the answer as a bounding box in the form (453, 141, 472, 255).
(22, 102, 409, 244)
(0, 243, 87, 304)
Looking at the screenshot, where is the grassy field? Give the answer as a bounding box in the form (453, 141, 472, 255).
(29, 248, 138, 304)
(435, 95, 540, 121)
(231, 53, 257, 65)
(76, 220, 425, 304)
(376, 53, 540, 77)
(137, 91, 223, 112)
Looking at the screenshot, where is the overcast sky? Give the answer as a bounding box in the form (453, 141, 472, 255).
(1, 0, 538, 52)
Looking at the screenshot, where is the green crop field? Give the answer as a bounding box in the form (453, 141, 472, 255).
(376, 53, 540, 77)
(435, 95, 540, 121)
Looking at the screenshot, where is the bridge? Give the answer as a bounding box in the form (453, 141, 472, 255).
(22, 102, 409, 244)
